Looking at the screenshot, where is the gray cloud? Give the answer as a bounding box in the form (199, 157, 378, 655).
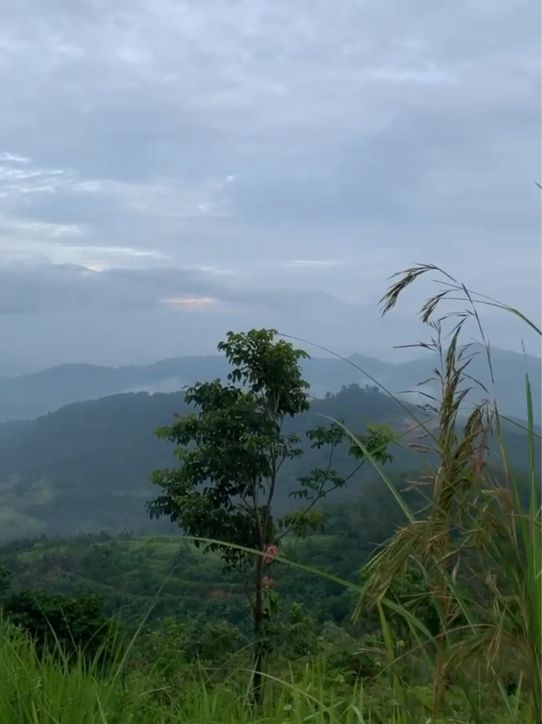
(0, 261, 227, 314)
(0, 0, 539, 372)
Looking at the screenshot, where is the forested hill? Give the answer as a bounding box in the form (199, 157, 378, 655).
(0, 384, 537, 541)
(0, 345, 539, 423)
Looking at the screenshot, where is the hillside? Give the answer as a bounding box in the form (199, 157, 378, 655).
(0, 384, 537, 542)
(0, 346, 539, 423)
(0, 478, 423, 628)
(0, 385, 415, 540)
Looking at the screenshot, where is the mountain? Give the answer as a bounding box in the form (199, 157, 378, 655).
(0, 347, 539, 423)
(349, 346, 541, 421)
(0, 385, 412, 541)
(0, 357, 229, 423)
(0, 384, 537, 542)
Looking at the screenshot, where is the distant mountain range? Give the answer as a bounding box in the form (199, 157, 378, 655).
(0, 346, 539, 423)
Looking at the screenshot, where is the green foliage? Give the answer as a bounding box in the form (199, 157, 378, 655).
(218, 328, 310, 416)
(132, 617, 245, 676)
(148, 329, 313, 569)
(292, 422, 394, 501)
(2, 589, 113, 661)
(0, 564, 11, 597)
(278, 509, 324, 537)
(265, 601, 319, 658)
(0, 479, 418, 631)
(0, 616, 526, 723)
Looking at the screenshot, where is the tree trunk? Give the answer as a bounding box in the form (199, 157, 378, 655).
(252, 552, 265, 704)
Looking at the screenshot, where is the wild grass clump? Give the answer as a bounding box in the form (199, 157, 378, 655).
(354, 264, 541, 722)
(0, 619, 139, 723)
(0, 619, 525, 723)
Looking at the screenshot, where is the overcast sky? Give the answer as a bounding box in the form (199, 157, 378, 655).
(0, 0, 540, 373)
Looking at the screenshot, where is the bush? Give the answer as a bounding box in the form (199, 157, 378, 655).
(2, 590, 114, 662)
(131, 617, 245, 677)
(317, 622, 385, 682)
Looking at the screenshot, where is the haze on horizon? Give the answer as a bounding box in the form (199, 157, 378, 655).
(0, 0, 540, 375)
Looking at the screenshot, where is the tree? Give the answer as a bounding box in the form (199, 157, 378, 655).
(149, 329, 393, 701)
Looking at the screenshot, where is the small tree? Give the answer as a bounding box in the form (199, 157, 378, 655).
(149, 329, 392, 700)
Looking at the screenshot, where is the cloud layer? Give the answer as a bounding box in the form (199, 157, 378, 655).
(0, 0, 539, 372)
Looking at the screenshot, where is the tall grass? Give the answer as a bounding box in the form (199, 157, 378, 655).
(355, 265, 541, 722)
(0, 618, 526, 723)
(0, 620, 138, 723)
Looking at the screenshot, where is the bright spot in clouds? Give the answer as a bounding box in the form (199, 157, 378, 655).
(163, 296, 217, 310)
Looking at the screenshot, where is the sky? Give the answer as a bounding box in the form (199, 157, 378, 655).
(0, 0, 540, 374)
